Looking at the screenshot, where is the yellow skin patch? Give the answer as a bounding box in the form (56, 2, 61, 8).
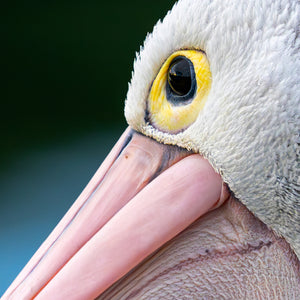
(148, 50, 211, 133)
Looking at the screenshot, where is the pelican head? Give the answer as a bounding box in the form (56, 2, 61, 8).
(126, 0, 300, 258)
(3, 0, 300, 299)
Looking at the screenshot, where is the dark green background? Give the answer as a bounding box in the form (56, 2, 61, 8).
(1, 0, 173, 167)
(0, 1, 174, 294)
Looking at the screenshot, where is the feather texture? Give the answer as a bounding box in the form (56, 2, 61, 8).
(125, 0, 300, 258)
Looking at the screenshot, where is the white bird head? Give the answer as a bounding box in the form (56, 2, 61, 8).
(126, 0, 300, 259)
(3, 0, 299, 298)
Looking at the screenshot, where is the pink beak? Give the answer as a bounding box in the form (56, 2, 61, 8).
(3, 127, 228, 300)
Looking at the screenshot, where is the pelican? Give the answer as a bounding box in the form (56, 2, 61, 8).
(3, 0, 300, 298)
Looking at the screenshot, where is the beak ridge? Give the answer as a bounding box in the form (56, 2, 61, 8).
(4, 127, 227, 299)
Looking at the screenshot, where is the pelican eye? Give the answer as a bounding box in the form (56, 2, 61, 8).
(167, 56, 196, 102)
(148, 50, 211, 133)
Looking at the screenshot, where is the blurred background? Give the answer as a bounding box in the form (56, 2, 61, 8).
(0, 1, 173, 294)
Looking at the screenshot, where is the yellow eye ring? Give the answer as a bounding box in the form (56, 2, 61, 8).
(147, 50, 211, 133)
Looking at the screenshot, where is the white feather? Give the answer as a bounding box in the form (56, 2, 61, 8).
(125, 0, 300, 259)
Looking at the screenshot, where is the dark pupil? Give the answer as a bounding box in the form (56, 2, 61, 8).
(168, 58, 192, 96)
